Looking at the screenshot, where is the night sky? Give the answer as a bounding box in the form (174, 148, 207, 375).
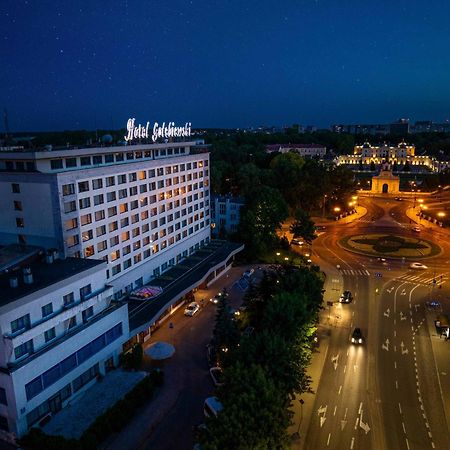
(1, 0, 450, 131)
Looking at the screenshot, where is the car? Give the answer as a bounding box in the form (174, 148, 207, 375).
(210, 293, 222, 304)
(184, 302, 200, 316)
(243, 268, 254, 278)
(351, 328, 364, 344)
(377, 257, 387, 262)
(412, 226, 421, 232)
(291, 238, 304, 246)
(209, 367, 224, 387)
(339, 290, 353, 303)
(410, 262, 428, 270)
(395, 197, 403, 201)
(316, 225, 327, 231)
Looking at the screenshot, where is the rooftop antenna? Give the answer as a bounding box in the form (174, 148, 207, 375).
(3, 108, 10, 140)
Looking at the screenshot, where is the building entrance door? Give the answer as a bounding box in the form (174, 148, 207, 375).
(382, 183, 389, 193)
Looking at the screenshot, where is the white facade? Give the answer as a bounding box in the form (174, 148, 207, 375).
(0, 254, 128, 437)
(265, 144, 326, 157)
(0, 142, 211, 297)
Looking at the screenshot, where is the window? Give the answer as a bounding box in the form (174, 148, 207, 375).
(126, 152, 134, 161)
(110, 250, 120, 261)
(139, 184, 147, 193)
(96, 225, 106, 236)
(110, 235, 119, 246)
(134, 254, 142, 264)
(119, 188, 127, 199)
(80, 213, 92, 226)
(84, 245, 94, 257)
(97, 240, 107, 252)
(93, 155, 102, 165)
(78, 181, 90, 193)
(82, 306, 94, 323)
(119, 203, 128, 213)
(80, 284, 92, 300)
(80, 156, 91, 166)
(105, 154, 114, 163)
(112, 264, 121, 275)
(73, 363, 99, 392)
(66, 158, 77, 168)
(82, 230, 93, 242)
(132, 227, 140, 238)
(120, 217, 129, 228)
(44, 327, 56, 342)
(16, 218, 24, 228)
(130, 200, 138, 210)
(79, 198, 91, 209)
(118, 174, 127, 184)
(116, 153, 124, 162)
(129, 172, 137, 182)
(106, 176, 115, 187)
(108, 206, 117, 217)
(67, 234, 79, 247)
(63, 292, 74, 307)
(14, 339, 33, 359)
(0, 388, 7, 406)
(62, 184, 75, 196)
(50, 159, 63, 170)
(68, 316, 77, 330)
(11, 183, 20, 193)
(123, 245, 131, 255)
(92, 178, 103, 189)
(94, 194, 104, 206)
(138, 170, 146, 180)
(11, 314, 30, 333)
(129, 186, 138, 196)
(42, 303, 53, 318)
(64, 201, 76, 213)
(131, 213, 139, 224)
(95, 210, 105, 221)
(123, 259, 132, 269)
(107, 191, 116, 202)
(109, 221, 118, 232)
(121, 231, 130, 241)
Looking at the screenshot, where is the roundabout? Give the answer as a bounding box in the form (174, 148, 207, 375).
(339, 233, 441, 259)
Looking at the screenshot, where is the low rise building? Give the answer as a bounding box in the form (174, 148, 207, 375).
(210, 196, 245, 237)
(265, 143, 326, 158)
(0, 244, 128, 438)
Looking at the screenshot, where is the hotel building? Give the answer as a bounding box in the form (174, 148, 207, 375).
(0, 141, 211, 298)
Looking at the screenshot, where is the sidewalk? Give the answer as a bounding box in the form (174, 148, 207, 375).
(406, 207, 448, 235)
(313, 206, 367, 226)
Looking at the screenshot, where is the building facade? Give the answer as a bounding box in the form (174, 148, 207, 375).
(0, 245, 128, 437)
(0, 142, 211, 298)
(210, 196, 244, 238)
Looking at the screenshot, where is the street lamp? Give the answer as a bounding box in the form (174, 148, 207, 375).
(438, 212, 446, 218)
(334, 207, 341, 213)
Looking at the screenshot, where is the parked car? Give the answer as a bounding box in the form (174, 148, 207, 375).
(339, 290, 353, 303)
(394, 197, 403, 201)
(291, 238, 304, 246)
(184, 302, 200, 316)
(412, 226, 421, 232)
(410, 262, 428, 270)
(316, 225, 327, 231)
(209, 367, 224, 387)
(351, 327, 364, 344)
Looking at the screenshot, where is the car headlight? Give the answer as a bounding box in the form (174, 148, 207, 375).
(359, 338, 362, 343)
(351, 338, 355, 342)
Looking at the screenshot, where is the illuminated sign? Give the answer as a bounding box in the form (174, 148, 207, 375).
(124, 118, 192, 143)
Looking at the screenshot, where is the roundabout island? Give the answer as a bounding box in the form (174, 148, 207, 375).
(339, 233, 441, 259)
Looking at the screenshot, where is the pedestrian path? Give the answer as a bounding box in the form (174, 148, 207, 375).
(396, 273, 447, 286)
(341, 268, 371, 276)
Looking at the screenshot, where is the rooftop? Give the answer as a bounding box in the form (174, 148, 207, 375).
(266, 143, 326, 151)
(127, 240, 244, 333)
(0, 245, 105, 308)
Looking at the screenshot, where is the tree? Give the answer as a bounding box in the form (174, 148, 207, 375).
(290, 209, 317, 244)
(200, 363, 291, 450)
(403, 161, 411, 172)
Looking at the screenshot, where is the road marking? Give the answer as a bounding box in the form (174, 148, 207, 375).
(353, 364, 358, 372)
(350, 437, 355, 449)
(354, 418, 359, 430)
(406, 438, 410, 450)
(338, 385, 342, 395)
(318, 405, 327, 416)
(382, 338, 390, 351)
(344, 364, 346, 373)
(331, 354, 339, 370)
(401, 341, 409, 355)
(398, 403, 402, 414)
(402, 422, 406, 434)
(334, 405, 337, 416)
(326, 432, 331, 445)
(358, 402, 363, 415)
(428, 431, 432, 438)
(359, 418, 371, 434)
(384, 308, 390, 317)
(320, 416, 326, 427)
(395, 380, 399, 389)
(394, 361, 397, 369)
(394, 330, 396, 337)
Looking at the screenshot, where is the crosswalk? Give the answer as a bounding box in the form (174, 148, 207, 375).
(341, 269, 371, 276)
(397, 273, 447, 286)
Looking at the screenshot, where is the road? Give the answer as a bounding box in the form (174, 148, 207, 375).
(303, 196, 450, 449)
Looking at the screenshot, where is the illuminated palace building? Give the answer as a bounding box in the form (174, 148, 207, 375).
(336, 141, 450, 172)
(0, 141, 211, 298)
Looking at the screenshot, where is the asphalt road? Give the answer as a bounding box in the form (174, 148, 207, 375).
(303, 196, 450, 450)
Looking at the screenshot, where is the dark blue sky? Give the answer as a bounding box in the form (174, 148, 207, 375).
(1, 0, 449, 131)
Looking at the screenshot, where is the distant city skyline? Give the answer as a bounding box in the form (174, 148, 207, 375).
(1, 1, 450, 131)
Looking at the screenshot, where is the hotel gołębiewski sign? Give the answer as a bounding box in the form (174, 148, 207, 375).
(124, 118, 192, 143)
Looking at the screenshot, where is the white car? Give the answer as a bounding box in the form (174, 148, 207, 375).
(184, 302, 200, 316)
(410, 262, 428, 270)
(209, 367, 224, 387)
(412, 226, 421, 233)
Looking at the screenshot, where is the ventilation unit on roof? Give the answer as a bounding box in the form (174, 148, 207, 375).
(23, 267, 33, 285)
(9, 277, 18, 288)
